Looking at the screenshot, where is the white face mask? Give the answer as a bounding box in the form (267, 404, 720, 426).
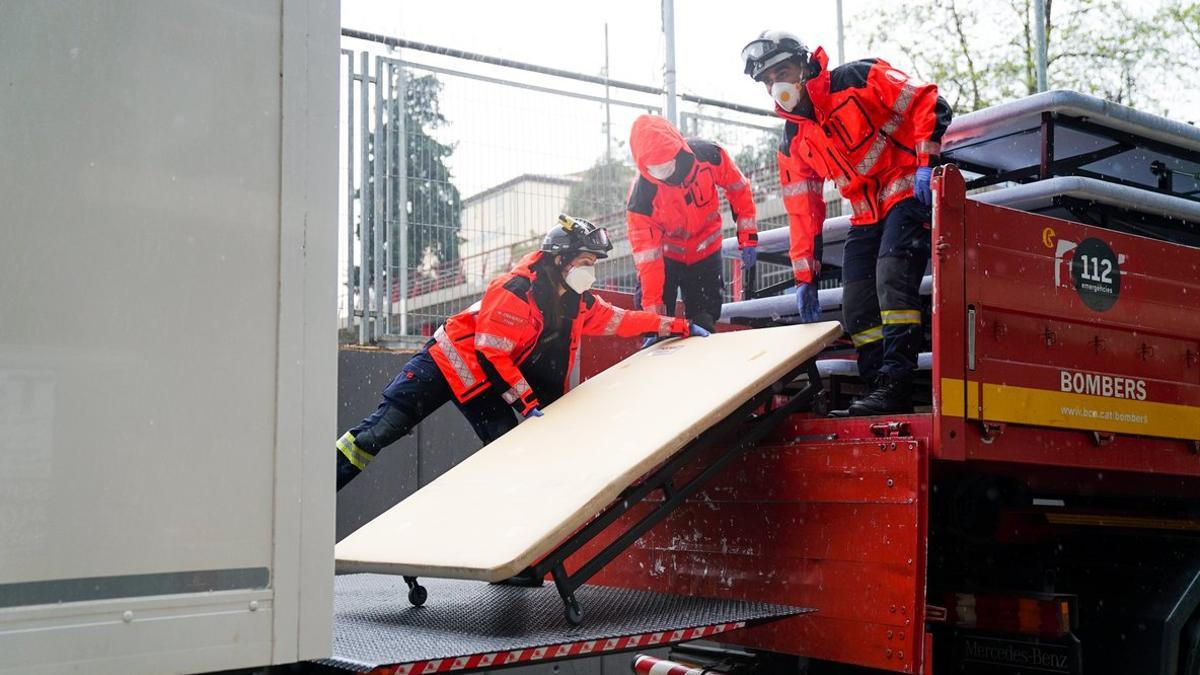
(646, 159, 676, 181)
(564, 264, 596, 293)
(770, 81, 802, 111)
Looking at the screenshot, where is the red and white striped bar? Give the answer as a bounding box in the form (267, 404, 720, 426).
(368, 622, 747, 675)
(633, 654, 731, 675)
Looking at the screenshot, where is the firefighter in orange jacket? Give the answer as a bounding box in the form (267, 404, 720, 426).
(336, 215, 709, 490)
(626, 115, 758, 332)
(741, 31, 952, 415)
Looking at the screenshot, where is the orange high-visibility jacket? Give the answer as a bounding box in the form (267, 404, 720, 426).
(778, 47, 952, 284)
(626, 115, 758, 314)
(429, 251, 686, 415)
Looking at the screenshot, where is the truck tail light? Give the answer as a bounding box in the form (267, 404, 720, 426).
(949, 592, 1074, 637)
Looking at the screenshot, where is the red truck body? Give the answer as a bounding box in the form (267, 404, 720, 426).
(577, 165, 1200, 674)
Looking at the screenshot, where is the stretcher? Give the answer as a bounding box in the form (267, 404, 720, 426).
(335, 322, 842, 624)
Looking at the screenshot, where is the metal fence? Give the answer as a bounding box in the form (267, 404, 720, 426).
(339, 31, 843, 347)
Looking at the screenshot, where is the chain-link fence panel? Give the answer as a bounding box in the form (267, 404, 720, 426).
(339, 34, 847, 347)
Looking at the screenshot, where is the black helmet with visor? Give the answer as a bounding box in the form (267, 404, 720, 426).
(541, 214, 613, 260)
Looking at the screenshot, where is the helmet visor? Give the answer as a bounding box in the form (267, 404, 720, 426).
(740, 38, 778, 66)
(581, 226, 612, 254)
(741, 35, 807, 80)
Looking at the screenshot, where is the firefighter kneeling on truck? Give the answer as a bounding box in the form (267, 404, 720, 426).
(336, 215, 710, 490)
(741, 30, 953, 415)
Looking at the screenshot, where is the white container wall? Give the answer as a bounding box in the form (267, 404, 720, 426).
(0, 1, 339, 672)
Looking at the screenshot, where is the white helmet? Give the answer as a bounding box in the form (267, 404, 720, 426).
(741, 30, 810, 82)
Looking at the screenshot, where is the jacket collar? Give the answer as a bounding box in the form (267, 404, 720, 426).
(512, 251, 543, 280)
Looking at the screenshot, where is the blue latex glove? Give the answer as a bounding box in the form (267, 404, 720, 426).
(524, 407, 543, 418)
(689, 323, 711, 337)
(914, 166, 933, 206)
(740, 245, 758, 268)
(640, 336, 660, 350)
(795, 283, 821, 323)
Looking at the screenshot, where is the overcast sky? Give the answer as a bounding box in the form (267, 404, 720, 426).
(339, 1, 1196, 193)
(334, 1, 1196, 314)
(339, 0, 868, 199)
(341, 0, 856, 108)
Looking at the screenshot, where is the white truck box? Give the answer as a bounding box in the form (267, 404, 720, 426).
(0, 1, 339, 672)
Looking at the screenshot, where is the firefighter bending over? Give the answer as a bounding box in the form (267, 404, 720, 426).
(626, 114, 759, 334)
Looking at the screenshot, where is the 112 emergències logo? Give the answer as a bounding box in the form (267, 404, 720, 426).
(1060, 369, 1147, 401)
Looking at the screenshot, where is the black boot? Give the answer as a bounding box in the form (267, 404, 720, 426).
(827, 373, 879, 417)
(846, 374, 914, 416)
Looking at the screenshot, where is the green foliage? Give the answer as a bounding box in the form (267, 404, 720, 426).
(563, 155, 635, 220)
(734, 133, 779, 179)
(858, 0, 1198, 115)
(396, 73, 461, 271)
(357, 71, 461, 288)
(1163, 0, 1200, 52)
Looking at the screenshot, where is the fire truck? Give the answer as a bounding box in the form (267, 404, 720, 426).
(5, 2, 1199, 670)
(319, 92, 1200, 675)
(571, 91, 1200, 675)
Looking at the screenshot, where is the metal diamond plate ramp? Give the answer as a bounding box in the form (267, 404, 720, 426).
(318, 575, 811, 673)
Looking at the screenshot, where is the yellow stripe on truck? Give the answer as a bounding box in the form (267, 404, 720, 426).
(940, 377, 965, 417)
(939, 377, 981, 419)
(940, 377, 1200, 440)
(981, 382, 1200, 440)
(967, 380, 980, 418)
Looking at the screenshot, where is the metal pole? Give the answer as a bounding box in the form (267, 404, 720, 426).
(341, 29, 775, 116)
(836, 0, 846, 65)
(1034, 0, 1048, 92)
(604, 23, 612, 163)
(396, 58, 410, 337)
(344, 51, 355, 333)
(358, 51, 370, 344)
(342, 28, 662, 95)
(383, 62, 393, 336)
(372, 56, 385, 342)
(662, 0, 677, 126)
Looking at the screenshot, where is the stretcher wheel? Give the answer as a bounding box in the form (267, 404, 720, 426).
(564, 597, 583, 625)
(408, 583, 428, 607)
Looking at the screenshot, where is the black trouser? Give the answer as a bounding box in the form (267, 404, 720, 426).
(635, 251, 724, 331)
(336, 348, 518, 490)
(841, 198, 931, 385)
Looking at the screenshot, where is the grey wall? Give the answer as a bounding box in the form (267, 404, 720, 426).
(335, 348, 488, 541)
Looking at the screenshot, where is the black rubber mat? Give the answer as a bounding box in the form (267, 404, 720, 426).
(320, 574, 810, 673)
